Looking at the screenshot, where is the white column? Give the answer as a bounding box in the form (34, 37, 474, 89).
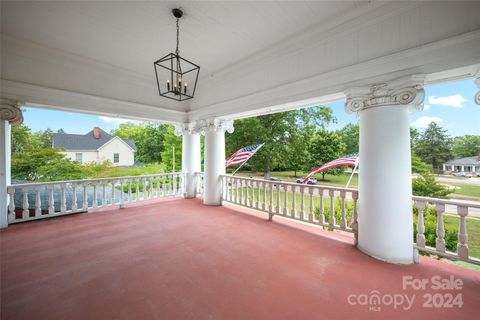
(176, 124, 201, 198)
(201, 119, 233, 206)
(345, 76, 425, 264)
(0, 99, 24, 228)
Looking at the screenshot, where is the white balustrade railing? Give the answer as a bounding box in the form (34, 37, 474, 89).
(220, 175, 359, 244)
(413, 196, 480, 265)
(7, 172, 185, 224)
(194, 172, 204, 196)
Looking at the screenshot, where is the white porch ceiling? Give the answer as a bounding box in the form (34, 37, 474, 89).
(1, 1, 480, 123)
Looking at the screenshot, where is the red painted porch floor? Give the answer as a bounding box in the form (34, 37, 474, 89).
(1, 198, 479, 320)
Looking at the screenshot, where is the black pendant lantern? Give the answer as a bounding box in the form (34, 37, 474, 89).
(154, 8, 200, 101)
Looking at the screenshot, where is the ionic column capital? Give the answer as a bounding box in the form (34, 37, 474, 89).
(345, 75, 425, 114)
(0, 99, 24, 125)
(175, 118, 234, 136)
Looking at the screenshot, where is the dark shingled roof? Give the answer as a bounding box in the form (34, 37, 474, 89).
(444, 156, 479, 166)
(52, 128, 137, 151)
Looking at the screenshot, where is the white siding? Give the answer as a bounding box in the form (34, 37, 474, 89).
(98, 138, 135, 166)
(61, 151, 98, 164)
(60, 137, 135, 166)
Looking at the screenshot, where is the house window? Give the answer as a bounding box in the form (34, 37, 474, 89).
(113, 153, 120, 164)
(75, 153, 83, 162)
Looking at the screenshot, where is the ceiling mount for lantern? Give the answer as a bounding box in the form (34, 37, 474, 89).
(154, 8, 200, 102)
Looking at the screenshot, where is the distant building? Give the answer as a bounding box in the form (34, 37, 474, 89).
(443, 155, 480, 176)
(52, 127, 137, 166)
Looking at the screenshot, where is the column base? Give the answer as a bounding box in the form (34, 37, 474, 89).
(203, 199, 223, 206)
(357, 244, 415, 265)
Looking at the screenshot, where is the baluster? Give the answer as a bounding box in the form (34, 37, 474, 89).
(250, 180, 255, 208)
(283, 184, 289, 216)
(34, 185, 42, 217)
(291, 185, 297, 218)
(328, 190, 335, 227)
(263, 182, 267, 211)
(169, 174, 174, 195)
(110, 180, 116, 205)
(318, 189, 324, 226)
(101, 182, 106, 207)
(269, 183, 274, 217)
(22, 187, 29, 219)
(120, 179, 125, 208)
(352, 191, 359, 246)
(82, 182, 88, 210)
(149, 176, 154, 199)
(48, 185, 55, 214)
(128, 179, 132, 202)
(60, 183, 67, 213)
(276, 183, 281, 215)
(308, 188, 314, 222)
(240, 180, 244, 205)
(143, 177, 147, 200)
(227, 177, 231, 202)
(457, 206, 469, 259)
(300, 186, 305, 221)
(156, 176, 161, 198)
(256, 181, 261, 209)
(92, 182, 98, 209)
(72, 183, 78, 211)
(8, 188, 16, 222)
(416, 201, 426, 248)
(134, 178, 139, 201)
(339, 190, 346, 230)
(232, 179, 237, 203)
(435, 203, 446, 253)
(162, 176, 166, 197)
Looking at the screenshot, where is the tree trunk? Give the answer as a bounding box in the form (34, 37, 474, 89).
(321, 172, 326, 180)
(264, 155, 271, 179)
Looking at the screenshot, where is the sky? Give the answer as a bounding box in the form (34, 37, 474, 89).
(22, 79, 479, 137)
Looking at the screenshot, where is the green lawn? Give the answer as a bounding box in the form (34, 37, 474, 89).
(444, 215, 480, 258)
(446, 183, 480, 200)
(237, 171, 358, 187)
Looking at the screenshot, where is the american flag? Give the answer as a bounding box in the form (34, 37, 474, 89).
(303, 153, 359, 184)
(226, 143, 264, 167)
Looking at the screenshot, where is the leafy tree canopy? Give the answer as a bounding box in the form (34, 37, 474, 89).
(414, 122, 452, 172)
(451, 135, 480, 158)
(111, 122, 169, 163)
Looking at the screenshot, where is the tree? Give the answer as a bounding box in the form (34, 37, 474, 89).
(411, 152, 431, 174)
(337, 123, 359, 155)
(12, 148, 85, 181)
(112, 122, 169, 163)
(306, 130, 345, 180)
(160, 126, 182, 171)
(414, 122, 452, 172)
(11, 124, 33, 154)
(226, 106, 335, 178)
(451, 135, 480, 158)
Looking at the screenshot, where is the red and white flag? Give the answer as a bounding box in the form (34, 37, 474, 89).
(226, 143, 264, 167)
(303, 153, 359, 184)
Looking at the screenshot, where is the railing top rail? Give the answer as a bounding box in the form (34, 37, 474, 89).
(220, 174, 358, 193)
(412, 195, 480, 209)
(7, 172, 185, 188)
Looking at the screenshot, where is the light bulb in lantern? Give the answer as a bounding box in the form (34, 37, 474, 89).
(184, 83, 187, 94)
(166, 80, 170, 91)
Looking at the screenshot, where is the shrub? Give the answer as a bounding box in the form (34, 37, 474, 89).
(413, 203, 458, 252)
(412, 172, 452, 198)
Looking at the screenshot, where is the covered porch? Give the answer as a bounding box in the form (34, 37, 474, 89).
(2, 1, 480, 318)
(2, 198, 479, 320)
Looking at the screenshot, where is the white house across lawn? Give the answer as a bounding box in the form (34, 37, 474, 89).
(52, 127, 137, 166)
(443, 155, 480, 176)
